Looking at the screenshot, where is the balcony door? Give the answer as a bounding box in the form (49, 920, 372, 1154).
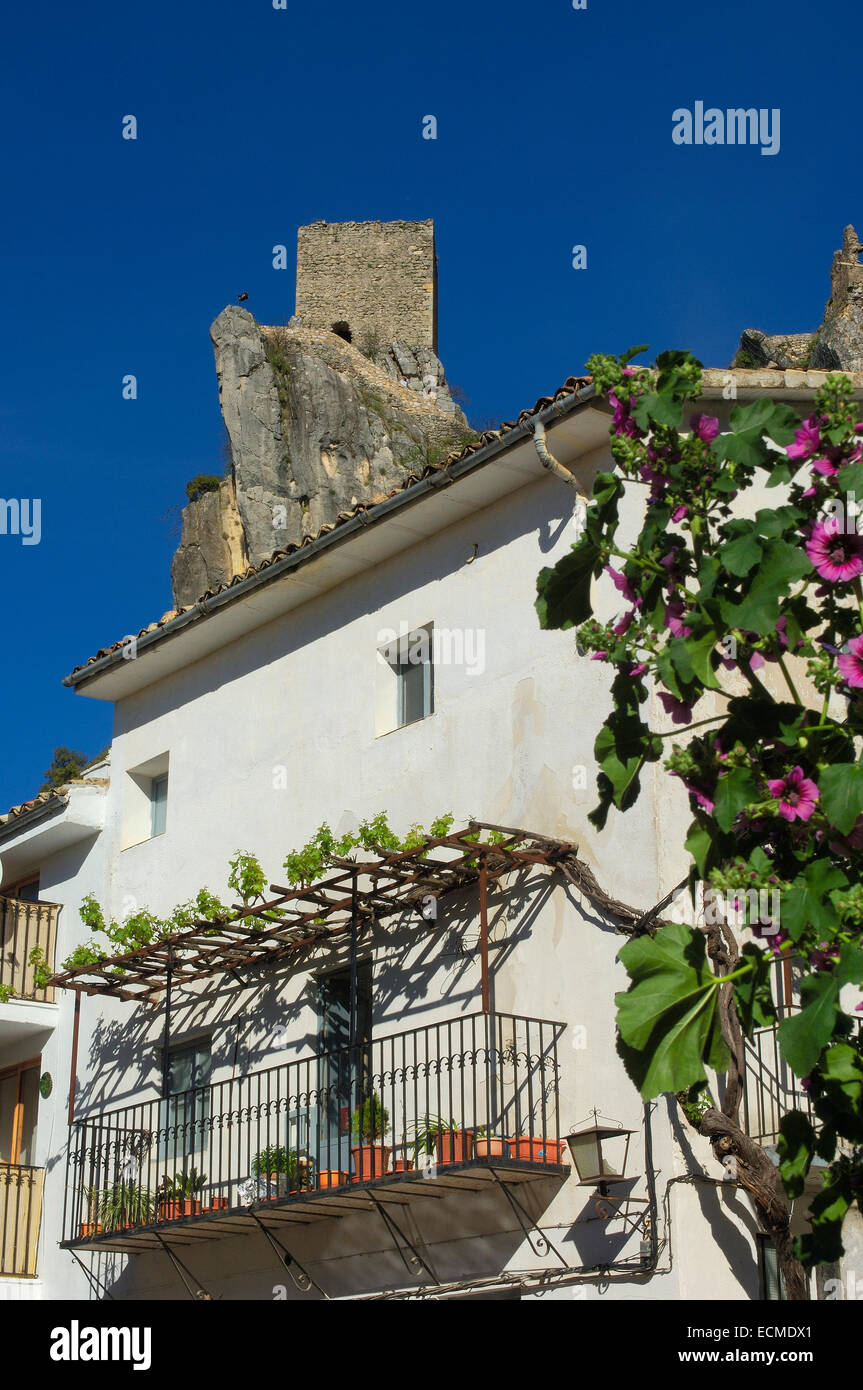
(315, 965, 371, 1175)
(0, 1059, 39, 1167)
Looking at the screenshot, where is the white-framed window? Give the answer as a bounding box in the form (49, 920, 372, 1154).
(375, 625, 434, 736)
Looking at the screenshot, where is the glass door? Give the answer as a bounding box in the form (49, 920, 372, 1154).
(315, 965, 371, 1178)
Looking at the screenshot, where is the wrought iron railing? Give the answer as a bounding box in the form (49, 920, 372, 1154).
(0, 895, 58, 1003)
(64, 1012, 565, 1241)
(742, 959, 860, 1145)
(0, 1164, 44, 1275)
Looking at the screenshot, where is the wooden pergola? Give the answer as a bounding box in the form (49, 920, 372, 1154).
(48, 823, 578, 1007)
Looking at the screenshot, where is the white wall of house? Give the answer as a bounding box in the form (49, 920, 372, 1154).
(9, 386, 847, 1300)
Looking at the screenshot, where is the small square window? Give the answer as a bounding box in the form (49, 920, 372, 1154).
(122, 753, 170, 849)
(376, 625, 434, 736)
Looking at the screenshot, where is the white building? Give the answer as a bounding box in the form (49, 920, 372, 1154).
(1, 364, 859, 1301)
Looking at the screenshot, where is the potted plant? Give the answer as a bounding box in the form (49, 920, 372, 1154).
(411, 1115, 474, 1166)
(79, 1187, 103, 1238)
(97, 1181, 156, 1232)
(350, 1092, 391, 1180)
(474, 1127, 506, 1159)
(208, 1190, 230, 1212)
(251, 1147, 309, 1197)
(157, 1168, 206, 1219)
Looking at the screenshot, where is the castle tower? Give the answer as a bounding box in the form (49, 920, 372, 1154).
(295, 220, 438, 352)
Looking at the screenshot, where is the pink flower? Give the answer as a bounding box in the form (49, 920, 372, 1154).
(837, 635, 863, 689)
(671, 505, 689, 523)
(605, 566, 638, 605)
(805, 516, 863, 582)
(658, 692, 693, 725)
(690, 413, 719, 442)
(665, 600, 692, 638)
(786, 415, 821, 461)
(811, 456, 840, 478)
(767, 766, 820, 822)
(612, 609, 636, 636)
(590, 651, 608, 661)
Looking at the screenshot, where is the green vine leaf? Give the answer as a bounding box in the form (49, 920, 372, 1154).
(615, 922, 730, 1099)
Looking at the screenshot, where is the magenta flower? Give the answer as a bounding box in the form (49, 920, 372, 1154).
(767, 766, 820, 822)
(590, 651, 608, 661)
(805, 516, 863, 582)
(811, 456, 840, 478)
(837, 635, 863, 689)
(665, 599, 692, 638)
(657, 692, 693, 725)
(786, 415, 821, 461)
(612, 608, 637, 636)
(605, 565, 638, 605)
(690, 413, 719, 442)
(671, 505, 689, 523)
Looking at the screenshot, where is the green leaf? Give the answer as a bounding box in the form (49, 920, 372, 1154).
(722, 530, 764, 577)
(713, 766, 759, 833)
(685, 823, 713, 878)
(713, 400, 799, 467)
(838, 459, 863, 496)
(795, 1173, 853, 1268)
(780, 861, 846, 942)
(719, 539, 812, 635)
(734, 944, 777, 1037)
(615, 922, 729, 1098)
(536, 537, 600, 631)
(819, 763, 863, 836)
(778, 972, 840, 1077)
(594, 713, 657, 811)
(777, 1111, 816, 1198)
(632, 389, 683, 432)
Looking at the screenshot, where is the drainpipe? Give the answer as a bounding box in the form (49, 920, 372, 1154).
(529, 420, 581, 489)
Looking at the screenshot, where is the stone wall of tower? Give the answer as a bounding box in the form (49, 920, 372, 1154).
(295, 220, 437, 351)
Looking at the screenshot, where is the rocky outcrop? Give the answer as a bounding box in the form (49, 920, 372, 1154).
(170, 478, 246, 612)
(736, 225, 863, 373)
(735, 329, 815, 371)
(170, 307, 471, 608)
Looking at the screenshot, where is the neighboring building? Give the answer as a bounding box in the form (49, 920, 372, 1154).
(3, 243, 863, 1299)
(0, 768, 108, 1300)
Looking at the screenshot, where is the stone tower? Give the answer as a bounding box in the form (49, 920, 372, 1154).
(295, 220, 438, 352)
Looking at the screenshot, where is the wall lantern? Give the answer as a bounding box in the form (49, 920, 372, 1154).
(565, 1110, 637, 1195)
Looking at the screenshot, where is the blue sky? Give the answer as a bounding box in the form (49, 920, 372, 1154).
(0, 0, 857, 810)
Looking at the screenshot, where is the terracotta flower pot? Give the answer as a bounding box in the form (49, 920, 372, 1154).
(351, 1144, 391, 1181)
(436, 1129, 474, 1164)
(317, 1169, 348, 1189)
(508, 1137, 559, 1162)
(79, 1221, 102, 1237)
(209, 1197, 229, 1212)
(160, 1198, 200, 1220)
(474, 1137, 505, 1159)
(391, 1158, 414, 1172)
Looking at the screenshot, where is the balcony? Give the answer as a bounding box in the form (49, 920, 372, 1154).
(742, 962, 861, 1147)
(0, 1164, 44, 1276)
(63, 1012, 567, 1257)
(0, 895, 57, 1003)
